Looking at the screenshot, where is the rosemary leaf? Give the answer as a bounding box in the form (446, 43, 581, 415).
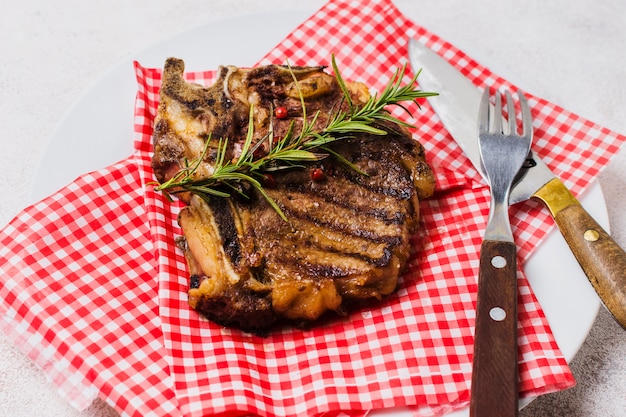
(331, 55, 353, 110)
(251, 182, 287, 222)
(273, 149, 327, 162)
(185, 185, 231, 198)
(325, 121, 387, 135)
(321, 146, 368, 176)
(237, 105, 256, 164)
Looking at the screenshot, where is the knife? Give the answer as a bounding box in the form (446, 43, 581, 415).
(408, 38, 626, 330)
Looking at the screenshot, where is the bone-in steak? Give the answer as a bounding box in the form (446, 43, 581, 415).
(152, 58, 435, 333)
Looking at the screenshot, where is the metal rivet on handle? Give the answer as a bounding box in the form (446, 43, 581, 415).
(584, 229, 600, 242)
(491, 255, 507, 269)
(489, 307, 506, 321)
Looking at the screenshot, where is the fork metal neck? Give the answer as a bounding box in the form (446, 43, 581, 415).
(484, 188, 515, 242)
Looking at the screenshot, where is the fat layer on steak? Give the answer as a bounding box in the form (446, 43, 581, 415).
(152, 58, 435, 332)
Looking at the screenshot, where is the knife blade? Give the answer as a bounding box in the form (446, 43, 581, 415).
(408, 38, 626, 330)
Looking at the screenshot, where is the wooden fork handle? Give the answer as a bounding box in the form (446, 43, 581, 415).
(470, 240, 519, 417)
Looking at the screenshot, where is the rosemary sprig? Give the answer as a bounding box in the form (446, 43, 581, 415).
(152, 56, 437, 220)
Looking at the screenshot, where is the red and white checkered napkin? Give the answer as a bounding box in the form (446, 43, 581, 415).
(1, 0, 624, 416)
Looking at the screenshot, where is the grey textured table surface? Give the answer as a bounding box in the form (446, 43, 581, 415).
(1, 1, 624, 416)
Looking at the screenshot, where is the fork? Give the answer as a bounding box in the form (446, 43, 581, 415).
(469, 88, 532, 417)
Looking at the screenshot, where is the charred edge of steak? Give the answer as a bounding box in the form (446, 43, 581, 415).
(207, 196, 242, 268)
(192, 284, 276, 333)
(152, 60, 250, 184)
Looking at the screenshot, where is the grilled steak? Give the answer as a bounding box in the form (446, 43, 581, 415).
(153, 58, 435, 333)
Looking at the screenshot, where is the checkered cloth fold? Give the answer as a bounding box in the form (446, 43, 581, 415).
(1, 1, 624, 416)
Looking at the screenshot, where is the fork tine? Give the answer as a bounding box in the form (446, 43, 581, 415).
(478, 88, 491, 134)
(518, 90, 532, 139)
(492, 90, 502, 134)
(505, 91, 515, 136)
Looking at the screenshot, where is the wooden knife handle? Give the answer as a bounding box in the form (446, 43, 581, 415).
(470, 240, 519, 417)
(534, 178, 626, 329)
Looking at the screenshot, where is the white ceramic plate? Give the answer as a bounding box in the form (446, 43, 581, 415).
(30, 9, 606, 417)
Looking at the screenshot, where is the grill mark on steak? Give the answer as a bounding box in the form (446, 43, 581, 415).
(272, 221, 398, 269)
(154, 58, 435, 333)
(283, 209, 404, 245)
(284, 218, 398, 265)
(282, 177, 410, 225)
